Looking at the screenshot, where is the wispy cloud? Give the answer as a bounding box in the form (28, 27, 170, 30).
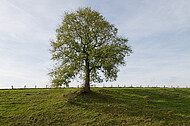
(118, 0, 190, 40)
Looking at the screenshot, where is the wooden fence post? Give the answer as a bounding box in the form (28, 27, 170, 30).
(11, 85, 13, 89)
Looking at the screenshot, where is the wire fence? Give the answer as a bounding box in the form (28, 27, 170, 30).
(2, 84, 188, 90)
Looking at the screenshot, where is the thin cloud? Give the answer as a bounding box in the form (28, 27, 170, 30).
(1, 0, 35, 18)
(118, 0, 190, 40)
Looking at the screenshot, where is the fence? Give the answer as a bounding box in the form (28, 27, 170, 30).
(8, 84, 189, 89)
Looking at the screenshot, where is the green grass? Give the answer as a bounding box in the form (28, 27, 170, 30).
(0, 88, 190, 125)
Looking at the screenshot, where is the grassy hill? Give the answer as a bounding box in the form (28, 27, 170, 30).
(0, 88, 190, 125)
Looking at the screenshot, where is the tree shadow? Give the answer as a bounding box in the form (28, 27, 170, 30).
(70, 88, 190, 125)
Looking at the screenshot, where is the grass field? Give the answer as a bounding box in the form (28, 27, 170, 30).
(0, 88, 190, 125)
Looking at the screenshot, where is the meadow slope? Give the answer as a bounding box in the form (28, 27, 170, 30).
(0, 88, 190, 125)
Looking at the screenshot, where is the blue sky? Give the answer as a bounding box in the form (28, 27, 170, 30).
(0, 0, 190, 88)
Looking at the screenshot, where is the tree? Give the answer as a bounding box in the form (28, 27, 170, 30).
(49, 7, 132, 93)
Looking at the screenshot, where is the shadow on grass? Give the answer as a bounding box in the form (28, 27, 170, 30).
(71, 88, 190, 125)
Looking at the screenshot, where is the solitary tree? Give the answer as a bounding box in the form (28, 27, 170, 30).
(49, 7, 132, 93)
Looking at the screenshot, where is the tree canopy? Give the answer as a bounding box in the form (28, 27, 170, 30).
(49, 7, 132, 93)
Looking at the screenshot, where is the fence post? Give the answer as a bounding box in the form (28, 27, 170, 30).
(35, 85, 37, 88)
(164, 85, 165, 88)
(118, 85, 119, 88)
(24, 85, 26, 89)
(46, 85, 48, 88)
(11, 85, 13, 89)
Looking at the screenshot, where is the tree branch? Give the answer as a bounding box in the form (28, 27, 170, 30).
(90, 65, 102, 72)
(74, 27, 83, 43)
(94, 35, 107, 48)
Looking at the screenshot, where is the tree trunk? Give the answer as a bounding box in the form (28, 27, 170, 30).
(83, 60, 91, 93)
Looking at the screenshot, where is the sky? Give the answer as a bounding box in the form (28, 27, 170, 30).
(0, 0, 190, 88)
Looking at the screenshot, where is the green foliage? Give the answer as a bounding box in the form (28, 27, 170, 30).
(49, 7, 132, 87)
(0, 88, 190, 125)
